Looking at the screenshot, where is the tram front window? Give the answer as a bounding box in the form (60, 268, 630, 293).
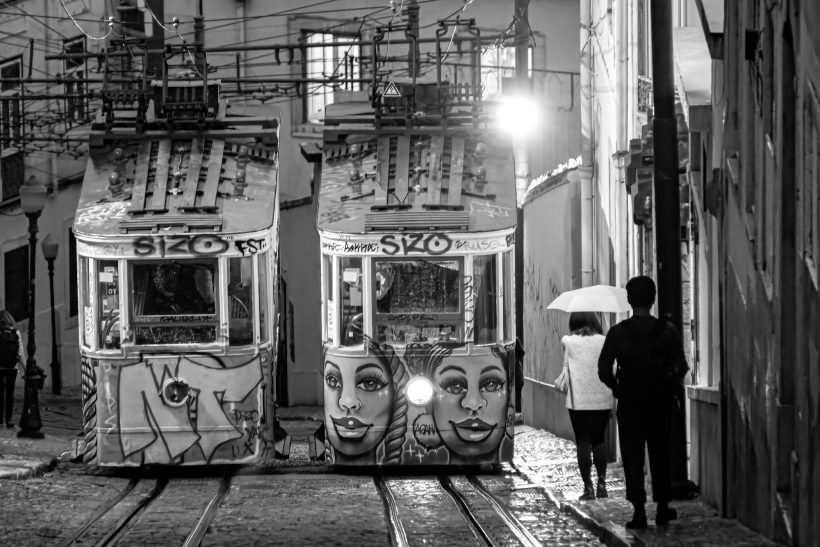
(228, 256, 254, 346)
(98, 260, 120, 349)
(340, 257, 363, 346)
(473, 254, 497, 344)
(131, 260, 218, 345)
(373, 258, 462, 344)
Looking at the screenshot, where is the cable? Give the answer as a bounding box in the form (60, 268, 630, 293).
(440, 0, 476, 63)
(58, 0, 114, 41)
(142, 2, 178, 35)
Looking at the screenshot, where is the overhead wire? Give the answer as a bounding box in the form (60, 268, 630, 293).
(58, 0, 113, 41)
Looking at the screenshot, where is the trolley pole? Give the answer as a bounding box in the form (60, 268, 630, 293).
(650, 0, 691, 498)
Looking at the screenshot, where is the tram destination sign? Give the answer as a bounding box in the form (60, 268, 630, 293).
(320, 231, 515, 256)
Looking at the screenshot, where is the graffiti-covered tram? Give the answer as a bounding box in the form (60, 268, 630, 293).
(314, 92, 518, 467)
(73, 83, 281, 466)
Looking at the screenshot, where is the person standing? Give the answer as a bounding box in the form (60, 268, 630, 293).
(0, 310, 26, 428)
(598, 276, 689, 528)
(561, 312, 615, 500)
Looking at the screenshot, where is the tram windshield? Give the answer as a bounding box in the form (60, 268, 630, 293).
(131, 260, 219, 345)
(326, 250, 513, 347)
(373, 258, 462, 344)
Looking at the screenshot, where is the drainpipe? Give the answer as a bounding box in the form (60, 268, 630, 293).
(613, 0, 629, 287)
(580, 0, 593, 287)
(514, 0, 531, 205)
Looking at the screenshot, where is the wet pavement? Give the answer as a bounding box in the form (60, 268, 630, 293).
(0, 383, 781, 546)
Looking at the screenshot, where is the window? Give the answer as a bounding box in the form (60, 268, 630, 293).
(0, 148, 23, 202)
(63, 36, 88, 126)
(131, 260, 218, 345)
(473, 255, 497, 343)
(80, 257, 90, 347)
(503, 250, 513, 340)
(373, 258, 462, 344)
(0, 56, 23, 151)
(339, 257, 362, 346)
(258, 252, 269, 343)
(480, 45, 531, 100)
(3, 244, 27, 321)
(304, 31, 360, 123)
(322, 253, 333, 341)
(68, 229, 78, 317)
(228, 256, 254, 346)
(97, 260, 120, 349)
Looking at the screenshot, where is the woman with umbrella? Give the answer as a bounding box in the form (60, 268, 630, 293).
(549, 285, 626, 500)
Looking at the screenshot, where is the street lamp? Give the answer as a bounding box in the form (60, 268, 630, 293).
(41, 234, 60, 395)
(17, 175, 47, 439)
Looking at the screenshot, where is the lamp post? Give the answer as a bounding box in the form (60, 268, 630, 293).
(18, 175, 47, 439)
(41, 234, 60, 395)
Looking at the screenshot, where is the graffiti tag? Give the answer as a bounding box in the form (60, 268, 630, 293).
(380, 233, 452, 256)
(134, 234, 230, 257)
(234, 238, 268, 256)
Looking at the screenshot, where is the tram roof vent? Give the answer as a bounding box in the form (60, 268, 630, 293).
(119, 214, 223, 233)
(364, 210, 469, 232)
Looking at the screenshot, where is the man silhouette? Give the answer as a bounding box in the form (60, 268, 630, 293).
(597, 276, 689, 529)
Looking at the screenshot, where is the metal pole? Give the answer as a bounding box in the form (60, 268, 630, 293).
(650, 0, 689, 496)
(47, 256, 61, 395)
(18, 211, 44, 439)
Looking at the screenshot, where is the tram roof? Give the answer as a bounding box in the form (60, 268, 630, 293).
(316, 101, 518, 235)
(74, 106, 279, 238)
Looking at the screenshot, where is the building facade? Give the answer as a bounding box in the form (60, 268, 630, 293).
(521, 0, 817, 543)
(0, 1, 580, 407)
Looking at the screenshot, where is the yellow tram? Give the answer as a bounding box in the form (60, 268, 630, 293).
(315, 88, 518, 466)
(73, 79, 281, 466)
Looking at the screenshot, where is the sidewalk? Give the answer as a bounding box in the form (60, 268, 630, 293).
(0, 386, 780, 546)
(0, 382, 82, 479)
(514, 425, 781, 546)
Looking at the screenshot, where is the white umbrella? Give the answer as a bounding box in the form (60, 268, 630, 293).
(546, 284, 630, 313)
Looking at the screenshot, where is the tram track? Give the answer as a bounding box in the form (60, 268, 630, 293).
(374, 475, 410, 547)
(182, 474, 234, 547)
(438, 475, 496, 547)
(58, 476, 168, 547)
(376, 473, 543, 547)
(57, 473, 234, 547)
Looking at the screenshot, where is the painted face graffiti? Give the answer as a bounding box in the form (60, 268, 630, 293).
(324, 354, 394, 458)
(432, 352, 508, 460)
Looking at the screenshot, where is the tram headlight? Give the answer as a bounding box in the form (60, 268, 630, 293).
(405, 376, 434, 406)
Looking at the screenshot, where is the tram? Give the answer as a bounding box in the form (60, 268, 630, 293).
(73, 75, 282, 466)
(315, 83, 518, 466)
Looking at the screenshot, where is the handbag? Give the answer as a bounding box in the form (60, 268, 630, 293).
(553, 368, 570, 394)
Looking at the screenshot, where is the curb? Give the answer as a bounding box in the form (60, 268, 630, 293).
(0, 457, 57, 480)
(560, 502, 637, 547)
(514, 462, 633, 547)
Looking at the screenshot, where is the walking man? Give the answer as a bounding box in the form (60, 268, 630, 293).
(597, 276, 689, 528)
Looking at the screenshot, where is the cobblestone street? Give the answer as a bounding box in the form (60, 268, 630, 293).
(0, 385, 780, 545)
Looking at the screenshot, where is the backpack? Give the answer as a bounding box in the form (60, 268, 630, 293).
(0, 327, 19, 367)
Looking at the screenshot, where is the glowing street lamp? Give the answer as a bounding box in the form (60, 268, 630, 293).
(496, 95, 539, 137)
